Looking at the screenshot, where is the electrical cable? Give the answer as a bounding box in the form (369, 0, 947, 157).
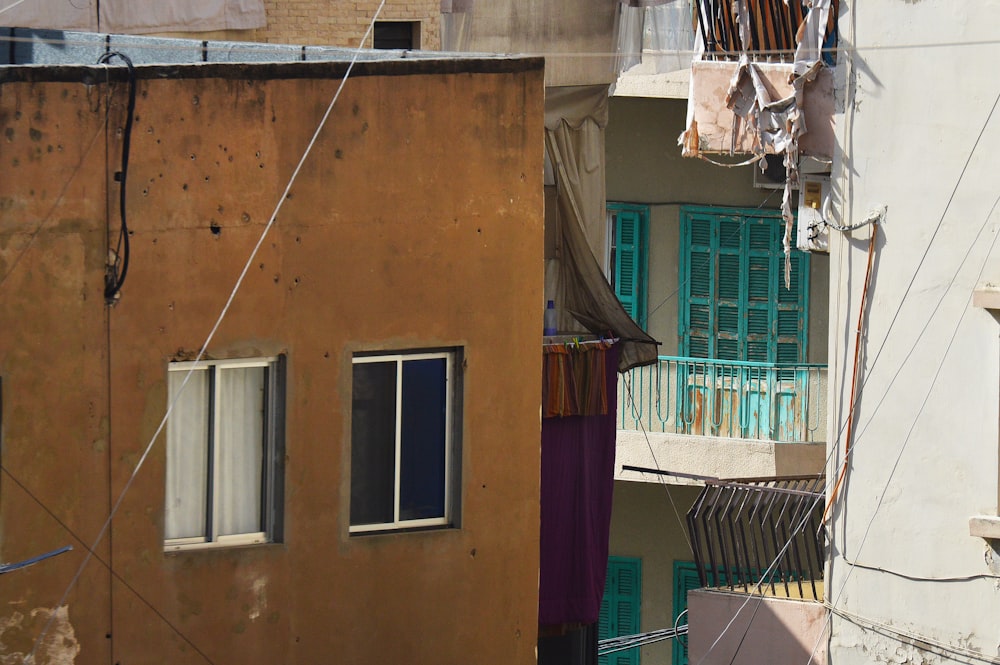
(2, 7, 995, 664)
(817, 202, 884, 234)
(617, 67, 1000, 665)
(821, 219, 877, 523)
(4, 29, 1000, 60)
(0, 0, 30, 16)
(598, 624, 689, 656)
(22, 3, 388, 661)
(816, 192, 1000, 660)
(622, 374, 695, 554)
(836, 555, 1000, 583)
(692, 488, 826, 665)
(96, 50, 135, 304)
(803, 190, 1000, 665)
(0, 546, 72, 574)
(804, 203, 1000, 665)
(0, 464, 217, 664)
(827, 604, 1000, 665)
(643, 188, 779, 330)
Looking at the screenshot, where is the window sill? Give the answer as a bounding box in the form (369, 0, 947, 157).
(164, 533, 271, 552)
(349, 523, 456, 537)
(969, 515, 1000, 540)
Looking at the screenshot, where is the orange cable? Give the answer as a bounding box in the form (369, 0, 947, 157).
(823, 223, 878, 523)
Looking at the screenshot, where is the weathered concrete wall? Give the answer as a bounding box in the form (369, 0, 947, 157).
(0, 77, 113, 665)
(0, 58, 544, 664)
(255, 0, 441, 50)
(607, 481, 701, 665)
(455, 0, 619, 87)
(827, 2, 1000, 663)
(163, 0, 615, 86)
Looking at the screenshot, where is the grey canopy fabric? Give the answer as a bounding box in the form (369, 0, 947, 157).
(544, 86, 659, 372)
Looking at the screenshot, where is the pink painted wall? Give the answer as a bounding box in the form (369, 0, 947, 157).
(688, 589, 828, 665)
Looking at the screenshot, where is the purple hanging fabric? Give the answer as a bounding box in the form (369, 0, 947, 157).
(538, 344, 619, 626)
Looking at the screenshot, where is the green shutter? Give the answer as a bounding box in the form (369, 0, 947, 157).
(679, 207, 810, 363)
(681, 212, 715, 358)
(599, 556, 642, 665)
(608, 203, 649, 329)
(672, 561, 702, 665)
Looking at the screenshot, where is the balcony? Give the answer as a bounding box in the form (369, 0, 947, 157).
(683, 0, 838, 159)
(619, 356, 826, 441)
(614, 357, 827, 482)
(684, 475, 828, 664)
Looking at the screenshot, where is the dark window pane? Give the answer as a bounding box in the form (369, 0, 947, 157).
(399, 358, 447, 521)
(350, 362, 397, 526)
(374, 21, 414, 49)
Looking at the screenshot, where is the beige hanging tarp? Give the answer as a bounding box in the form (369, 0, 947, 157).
(0, 0, 265, 33)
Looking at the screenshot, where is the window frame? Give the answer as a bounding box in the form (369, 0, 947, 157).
(671, 560, 701, 665)
(599, 555, 643, 665)
(349, 349, 460, 535)
(606, 202, 650, 330)
(678, 205, 810, 362)
(164, 356, 285, 552)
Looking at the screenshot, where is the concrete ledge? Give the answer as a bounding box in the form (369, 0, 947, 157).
(614, 64, 690, 99)
(614, 430, 827, 484)
(969, 515, 1000, 539)
(973, 283, 1000, 310)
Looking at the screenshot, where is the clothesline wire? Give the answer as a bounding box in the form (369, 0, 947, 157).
(622, 376, 695, 555)
(0, 464, 217, 663)
(683, 112, 1000, 660)
(800, 77, 1000, 665)
(2, 31, 1000, 58)
(807, 188, 1000, 665)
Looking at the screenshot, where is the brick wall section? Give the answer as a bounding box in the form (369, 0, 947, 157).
(257, 0, 441, 50)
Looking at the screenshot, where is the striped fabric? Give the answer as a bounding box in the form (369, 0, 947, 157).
(542, 341, 613, 418)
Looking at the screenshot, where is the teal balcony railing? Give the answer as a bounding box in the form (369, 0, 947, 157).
(618, 356, 827, 443)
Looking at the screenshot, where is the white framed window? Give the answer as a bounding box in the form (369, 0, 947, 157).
(165, 356, 285, 551)
(350, 350, 460, 534)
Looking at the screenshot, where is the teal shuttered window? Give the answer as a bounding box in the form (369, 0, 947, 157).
(679, 207, 809, 362)
(607, 203, 649, 329)
(599, 556, 642, 665)
(671, 561, 701, 665)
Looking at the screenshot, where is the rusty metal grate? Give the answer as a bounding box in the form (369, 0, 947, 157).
(694, 0, 838, 62)
(686, 474, 826, 600)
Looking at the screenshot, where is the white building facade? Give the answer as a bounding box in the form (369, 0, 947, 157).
(826, 1, 1000, 662)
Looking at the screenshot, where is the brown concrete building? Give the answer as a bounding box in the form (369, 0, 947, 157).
(0, 55, 544, 664)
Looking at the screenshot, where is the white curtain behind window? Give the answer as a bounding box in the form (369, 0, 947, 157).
(216, 366, 264, 537)
(165, 369, 209, 540)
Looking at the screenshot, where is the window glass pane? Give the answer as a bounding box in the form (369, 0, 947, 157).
(351, 361, 397, 526)
(216, 366, 265, 537)
(166, 369, 209, 540)
(399, 358, 447, 521)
